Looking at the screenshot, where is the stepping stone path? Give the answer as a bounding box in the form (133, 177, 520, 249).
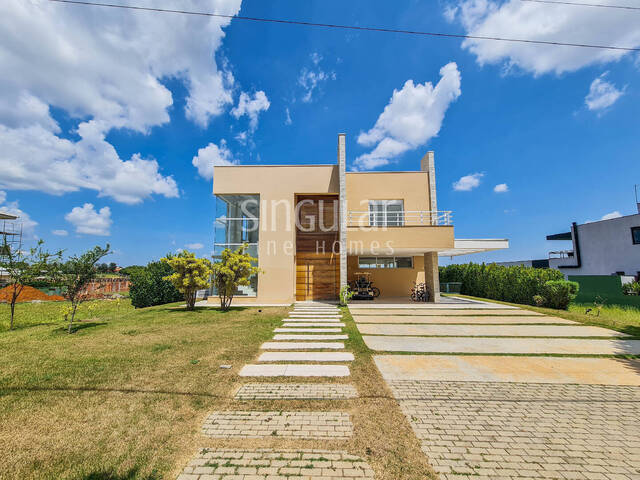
(177, 449, 374, 480)
(178, 303, 370, 479)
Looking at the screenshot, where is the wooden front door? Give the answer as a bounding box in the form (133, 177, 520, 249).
(296, 252, 339, 301)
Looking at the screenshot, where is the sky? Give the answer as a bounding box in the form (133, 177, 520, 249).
(0, 0, 639, 266)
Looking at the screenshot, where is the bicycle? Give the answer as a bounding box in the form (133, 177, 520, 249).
(410, 282, 430, 302)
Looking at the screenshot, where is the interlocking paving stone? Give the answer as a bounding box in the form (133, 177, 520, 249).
(354, 315, 577, 324)
(273, 334, 348, 340)
(257, 352, 354, 362)
(261, 341, 345, 350)
(177, 448, 374, 480)
(235, 383, 358, 399)
(201, 411, 353, 439)
(290, 313, 342, 317)
(388, 380, 640, 480)
(357, 323, 626, 337)
(374, 355, 640, 385)
(282, 322, 345, 327)
(275, 327, 343, 333)
(239, 364, 350, 377)
(362, 335, 640, 354)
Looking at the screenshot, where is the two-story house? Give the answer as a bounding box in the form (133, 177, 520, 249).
(209, 134, 508, 305)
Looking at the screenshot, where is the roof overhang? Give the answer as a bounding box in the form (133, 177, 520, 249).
(438, 238, 509, 257)
(0, 212, 18, 220)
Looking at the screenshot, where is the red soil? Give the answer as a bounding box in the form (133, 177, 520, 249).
(0, 285, 64, 303)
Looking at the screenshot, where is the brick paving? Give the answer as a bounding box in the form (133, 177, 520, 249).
(177, 449, 374, 479)
(388, 380, 640, 480)
(235, 383, 358, 400)
(202, 411, 353, 439)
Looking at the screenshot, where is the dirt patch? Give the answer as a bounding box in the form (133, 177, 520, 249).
(0, 285, 64, 303)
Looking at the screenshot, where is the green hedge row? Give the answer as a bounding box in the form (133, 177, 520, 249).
(129, 260, 183, 308)
(439, 263, 566, 306)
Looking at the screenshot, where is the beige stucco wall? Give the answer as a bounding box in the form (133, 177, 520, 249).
(210, 165, 339, 305)
(347, 255, 426, 297)
(346, 226, 454, 254)
(346, 172, 431, 213)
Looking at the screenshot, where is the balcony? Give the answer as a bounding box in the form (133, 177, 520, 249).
(346, 210, 454, 255)
(347, 210, 453, 228)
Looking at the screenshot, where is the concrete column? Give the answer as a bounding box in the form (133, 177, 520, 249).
(420, 151, 437, 221)
(423, 252, 441, 303)
(338, 134, 347, 292)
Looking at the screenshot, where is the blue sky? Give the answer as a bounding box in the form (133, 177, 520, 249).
(0, 0, 638, 266)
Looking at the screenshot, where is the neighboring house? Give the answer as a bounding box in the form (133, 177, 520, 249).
(547, 213, 640, 279)
(209, 134, 508, 305)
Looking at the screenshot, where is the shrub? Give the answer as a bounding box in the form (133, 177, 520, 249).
(532, 295, 546, 307)
(541, 280, 580, 310)
(439, 263, 564, 306)
(211, 244, 261, 311)
(129, 259, 182, 308)
(161, 251, 212, 311)
(622, 281, 640, 296)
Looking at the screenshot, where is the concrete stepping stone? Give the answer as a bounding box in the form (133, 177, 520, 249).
(275, 327, 343, 333)
(290, 313, 341, 317)
(258, 352, 354, 362)
(235, 383, 359, 399)
(178, 449, 373, 479)
(373, 355, 640, 385)
(282, 322, 345, 327)
(202, 411, 353, 438)
(238, 364, 351, 377)
(286, 317, 343, 322)
(350, 308, 538, 316)
(261, 341, 345, 350)
(353, 315, 576, 324)
(273, 334, 348, 340)
(357, 324, 627, 337)
(362, 336, 640, 355)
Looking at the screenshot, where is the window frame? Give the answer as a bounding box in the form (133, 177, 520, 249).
(632, 226, 640, 245)
(357, 256, 414, 269)
(368, 200, 405, 227)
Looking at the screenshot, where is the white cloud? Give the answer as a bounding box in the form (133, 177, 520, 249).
(354, 62, 461, 170)
(453, 173, 484, 191)
(52, 229, 68, 236)
(231, 91, 270, 132)
(192, 140, 235, 180)
(0, 190, 38, 234)
(65, 203, 112, 236)
(601, 210, 622, 221)
(0, 0, 241, 202)
(285, 107, 292, 125)
(585, 73, 624, 112)
(447, 0, 640, 76)
(494, 183, 509, 193)
(298, 53, 336, 103)
(186, 242, 204, 250)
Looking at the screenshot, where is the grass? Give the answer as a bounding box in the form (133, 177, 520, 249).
(448, 293, 640, 337)
(0, 299, 435, 480)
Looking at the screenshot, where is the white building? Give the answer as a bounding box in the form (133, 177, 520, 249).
(547, 213, 640, 279)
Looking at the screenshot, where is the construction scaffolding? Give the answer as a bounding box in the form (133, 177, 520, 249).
(0, 214, 22, 259)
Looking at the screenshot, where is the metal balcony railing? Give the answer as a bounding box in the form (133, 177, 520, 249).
(549, 250, 574, 259)
(347, 210, 453, 227)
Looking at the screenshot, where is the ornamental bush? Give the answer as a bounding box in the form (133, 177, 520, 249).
(439, 263, 565, 306)
(162, 251, 212, 311)
(129, 259, 183, 308)
(541, 280, 580, 310)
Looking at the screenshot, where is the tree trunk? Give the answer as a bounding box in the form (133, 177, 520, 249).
(68, 302, 78, 334)
(186, 290, 196, 311)
(9, 301, 15, 330)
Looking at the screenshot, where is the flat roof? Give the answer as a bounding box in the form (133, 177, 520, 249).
(0, 212, 18, 220)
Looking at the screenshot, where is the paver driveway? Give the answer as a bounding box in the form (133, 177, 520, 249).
(351, 298, 640, 480)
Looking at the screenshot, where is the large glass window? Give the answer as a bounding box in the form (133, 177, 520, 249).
(632, 226, 640, 245)
(213, 194, 259, 296)
(369, 200, 404, 226)
(358, 256, 414, 269)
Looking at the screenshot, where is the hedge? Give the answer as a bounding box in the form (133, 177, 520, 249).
(439, 263, 565, 306)
(129, 260, 183, 308)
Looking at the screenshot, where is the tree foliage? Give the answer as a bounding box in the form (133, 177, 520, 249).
(58, 245, 111, 333)
(128, 260, 182, 308)
(0, 238, 61, 330)
(211, 244, 260, 311)
(161, 251, 213, 310)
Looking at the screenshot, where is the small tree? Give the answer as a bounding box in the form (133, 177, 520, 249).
(161, 251, 213, 310)
(211, 244, 260, 311)
(0, 238, 60, 330)
(59, 245, 111, 333)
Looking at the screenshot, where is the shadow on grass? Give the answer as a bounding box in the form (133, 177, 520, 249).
(51, 322, 108, 335)
(0, 384, 224, 398)
(158, 305, 249, 314)
(82, 467, 161, 480)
